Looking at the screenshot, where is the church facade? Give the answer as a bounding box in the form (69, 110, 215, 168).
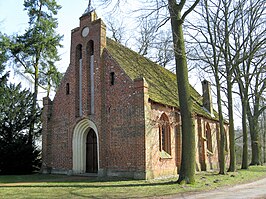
(41, 10, 229, 179)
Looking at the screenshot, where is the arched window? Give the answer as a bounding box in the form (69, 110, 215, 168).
(224, 128, 228, 152)
(159, 113, 171, 155)
(110, 72, 115, 85)
(66, 83, 70, 95)
(76, 44, 82, 59)
(206, 123, 213, 153)
(87, 40, 94, 55)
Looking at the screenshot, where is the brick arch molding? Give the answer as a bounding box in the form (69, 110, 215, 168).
(72, 119, 99, 174)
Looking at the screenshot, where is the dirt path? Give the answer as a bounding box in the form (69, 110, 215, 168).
(166, 177, 266, 199)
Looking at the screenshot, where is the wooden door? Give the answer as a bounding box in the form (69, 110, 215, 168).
(86, 129, 98, 173)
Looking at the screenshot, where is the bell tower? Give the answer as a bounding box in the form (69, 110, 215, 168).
(69, 5, 106, 117)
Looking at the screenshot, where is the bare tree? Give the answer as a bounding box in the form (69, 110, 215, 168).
(262, 99, 266, 163)
(187, 0, 265, 170)
(154, 30, 174, 68)
(219, 0, 238, 172)
(136, 18, 175, 68)
(233, 0, 266, 166)
(186, 0, 233, 174)
(102, 4, 175, 68)
(99, 0, 200, 184)
(167, 0, 200, 183)
(136, 17, 158, 56)
(106, 18, 126, 44)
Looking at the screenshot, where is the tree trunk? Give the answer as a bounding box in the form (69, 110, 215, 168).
(263, 108, 266, 163)
(236, 73, 249, 169)
(249, 118, 261, 165)
(227, 77, 236, 172)
(223, 0, 235, 172)
(241, 97, 248, 169)
(168, 4, 196, 184)
(28, 65, 39, 145)
(217, 81, 226, 174)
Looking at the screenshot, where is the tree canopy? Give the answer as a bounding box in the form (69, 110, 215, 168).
(0, 82, 41, 174)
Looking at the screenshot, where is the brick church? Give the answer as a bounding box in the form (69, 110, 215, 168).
(41, 8, 229, 179)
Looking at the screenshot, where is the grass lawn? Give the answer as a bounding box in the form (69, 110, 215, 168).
(0, 166, 266, 199)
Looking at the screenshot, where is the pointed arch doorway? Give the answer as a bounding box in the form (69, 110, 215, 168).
(72, 119, 99, 174)
(86, 129, 98, 173)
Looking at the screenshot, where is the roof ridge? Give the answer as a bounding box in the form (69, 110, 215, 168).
(105, 38, 218, 120)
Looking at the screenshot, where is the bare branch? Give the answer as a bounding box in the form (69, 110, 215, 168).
(181, 0, 200, 21)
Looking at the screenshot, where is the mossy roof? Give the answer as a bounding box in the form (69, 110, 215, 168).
(106, 38, 217, 120)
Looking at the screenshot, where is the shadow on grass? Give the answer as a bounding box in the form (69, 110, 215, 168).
(247, 166, 266, 173)
(0, 181, 177, 188)
(0, 174, 178, 189)
(0, 174, 93, 182)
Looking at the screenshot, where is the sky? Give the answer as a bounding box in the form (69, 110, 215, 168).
(0, 0, 139, 73)
(0, 1, 243, 127)
(0, 0, 144, 97)
(0, 0, 157, 91)
(0, 0, 97, 73)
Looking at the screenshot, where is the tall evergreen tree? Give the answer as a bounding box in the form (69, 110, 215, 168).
(0, 32, 8, 83)
(0, 82, 41, 174)
(1, 26, 41, 175)
(0, 0, 63, 144)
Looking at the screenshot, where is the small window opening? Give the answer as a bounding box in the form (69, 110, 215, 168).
(110, 72, 115, 85)
(78, 45, 82, 59)
(66, 83, 70, 95)
(88, 40, 94, 55)
(224, 128, 228, 152)
(206, 123, 213, 153)
(159, 113, 171, 155)
(162, 125, 166, 151)
(77, 44, 82, 59)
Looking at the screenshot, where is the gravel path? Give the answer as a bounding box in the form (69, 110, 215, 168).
(166, 177, 266, 199)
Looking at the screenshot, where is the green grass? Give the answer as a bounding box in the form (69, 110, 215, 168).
(0, 166, 266, 199)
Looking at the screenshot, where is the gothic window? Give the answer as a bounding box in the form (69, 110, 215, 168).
(66, 83, 70, 95)
(76, 44, 82, 59)
(206, 123, 213, 153)
(159, 113, 171, 155)
(224, 128, 228, 152)
(87, 40, 94, 55)
(110, 72, 115, 85)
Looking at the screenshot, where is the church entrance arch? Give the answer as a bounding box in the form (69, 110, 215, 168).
(72, 119, 99, 174)
(86, 129, 98, 173)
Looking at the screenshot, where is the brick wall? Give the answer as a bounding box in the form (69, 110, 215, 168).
(42, 12, 147, 178)
(42, 12, 107, 174)
(196, 117, 230, 171)
(42, 11, 229, 179)
(145, 101, 181, 179)
(101, 51, 146, 178)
